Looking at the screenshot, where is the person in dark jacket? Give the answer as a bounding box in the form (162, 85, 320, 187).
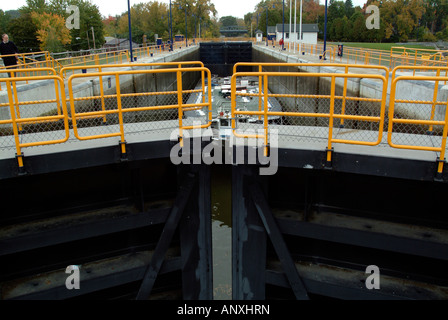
(0, 34, 19, 77)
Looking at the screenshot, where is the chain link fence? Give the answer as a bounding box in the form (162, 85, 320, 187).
(233, 70, 387, 148)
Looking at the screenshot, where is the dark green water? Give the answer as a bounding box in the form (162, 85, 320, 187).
(211, 165, 232, 300)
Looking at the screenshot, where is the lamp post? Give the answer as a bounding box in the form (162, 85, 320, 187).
(169, 0, 173, 51)
(266, 7, 268, 46)
(298, 0, 302, 55)
(180, 3, 187, 47)
(127, 0, 134, 62)
(294, 0, 296, 53)
(184, 4, 188, 47)
(282, 0, 285, 51)
(193, 14, 197, 41)
(265, 4, 275, 46)
(323, 0, 328, 60)
(289, 0, 292, 52)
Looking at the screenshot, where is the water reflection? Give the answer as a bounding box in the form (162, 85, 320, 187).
(211, 165, 232, 300)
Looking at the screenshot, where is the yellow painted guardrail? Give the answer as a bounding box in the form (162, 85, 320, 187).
(231, 66, 447, 174)
(0, 74, 70, 172)
(60, 61, 205, 78)
(0, 64, 211, 169)
(67, 67, 212, 155)
(389, 74, 448, 174)
(231, 71, 388, 160)
(0, 67, 58, 91)
(233, 62, 389, 127)
(62, 61, 207, 126)
(0, 68, 63, 132)
(1, 60, 446, 176)
(392, 66, 448, 135)
(390, 46, 448, 70)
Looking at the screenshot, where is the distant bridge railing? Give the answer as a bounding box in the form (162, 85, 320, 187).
(257, 41, 448, 71)
(0, 41, 199, 89)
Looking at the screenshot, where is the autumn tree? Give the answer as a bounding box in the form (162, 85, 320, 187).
(38, 0, 105, 51)
(381, 0, 426, 42)
(302, 0, 323, 23)
(31, 11, 71, 52)
(8, 12, 40, 52)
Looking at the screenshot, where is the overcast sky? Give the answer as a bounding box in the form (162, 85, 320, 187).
(2, 0, 368, 19)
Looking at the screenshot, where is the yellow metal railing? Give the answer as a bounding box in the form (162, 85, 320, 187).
(233, 62, 389, 127)
(0, 64, 211, 168)
(388, 74, 448, 174)
(231, 71, 388, 160)
(1, 60, 447, 175)
(66, 67, 212, 154)
(0, 67, 58, 91)
(392, 66, 448, 135)
(255, 41, 448, 71)
(60, 61, 205, 78)
(231, 67, 447, 173)
(0, 40, 197, 86)
(0, 68, 63, 130)
(61, 61, 207, 127)
(0, 74, 70, 171)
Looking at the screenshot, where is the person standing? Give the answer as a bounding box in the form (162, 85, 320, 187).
(0, 34, 19, 77)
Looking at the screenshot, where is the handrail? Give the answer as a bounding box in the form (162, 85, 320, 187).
(0, 74, 69, 172)
(231, 71, 388, 160)
(0, 67, 58, 91)
(66, 67, 212, 153)
(392, 65, 448, 134)
(233, 62, 389, 128)
(388, 74, 448, 174)
(60, 61, 205, 78)
(1, 59, 447, 177)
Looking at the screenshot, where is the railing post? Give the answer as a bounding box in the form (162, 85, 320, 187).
(340, 66, 349, 128)
(326, 75, 336, 168)
(258, 65, 263, 121)
(177, 69, 184, 147)
(263, 74, 269, 157)
(114, 73, 127, 159)
(6, 79, 25, 173)
(428, 68, 441, 134)
(437, 97, 448, 176)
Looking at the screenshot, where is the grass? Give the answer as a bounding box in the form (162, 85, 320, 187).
(325, 42, 434, 51)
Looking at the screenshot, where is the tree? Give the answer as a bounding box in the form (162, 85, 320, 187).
(24, 0, 48, 14)
(31, 11, 71, 52)
(328, 0, 346, 20)
(381, 0, 426, 42)
(8, 12, 40, 52)
(345, 0, 355, 18)
(220, 16, 238, 27)
(64, 0, 105, 51)
(0, 10, 11, 35)
(303, 0, 323, 23)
